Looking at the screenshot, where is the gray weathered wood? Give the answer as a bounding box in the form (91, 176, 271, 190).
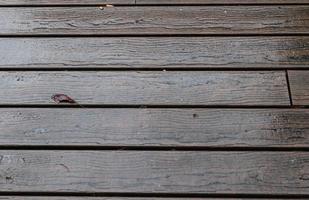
(0, 6, 308, 35)
(1, 37, 308, 69)
(0, 71, 289, 105)
(0, 198, 303, 200)
(0, 108, 308, 147)
(0, 0, 308, 5)
(137, 0, 309, 4)
(0, 0, 134, 5)
(288, 70, 309, 106)
(0, 151, 308, 194)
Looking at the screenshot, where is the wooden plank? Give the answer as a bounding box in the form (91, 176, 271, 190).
(0, 0, 134, 5)
(0, 0, 308, 5)
(0, 198, 304, 200)
(0, 151, 308, 194)
(0, 6, 308, 35)
(1, 37, 308, 69)
(137, 0, 309, 4)
(0, 71, 289, 106)
(0, 108, 308, 147)
(288, 70, 309, 106)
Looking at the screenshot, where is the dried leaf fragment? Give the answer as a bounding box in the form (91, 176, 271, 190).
(51, 94, 76, 104)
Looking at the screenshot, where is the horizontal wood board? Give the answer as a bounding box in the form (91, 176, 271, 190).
(288, 70, 309, 106)
(0, 71, 290, 105)
(0, 108, 308, 147)
(0, 6, 308, 35)
(0, 151, 308, 194)
(0, 37, 308, 69)
(0, 0, 308, 5)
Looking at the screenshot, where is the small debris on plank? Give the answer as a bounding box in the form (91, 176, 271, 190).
(99, 4, 114, 10)
(51, 94, 76, 104)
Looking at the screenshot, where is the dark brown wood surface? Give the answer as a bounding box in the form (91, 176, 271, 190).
(0, 71, 290, 105)
(0, 108, 308, 147)
(288, 70, 309, 106)
(1, 37, 308, 69)
(0, 6, 308, 35)
(0, 0, 308, 5)
(0, 151, 308, 194)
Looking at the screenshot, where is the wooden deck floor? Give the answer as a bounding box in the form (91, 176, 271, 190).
(0, 0, 308, 199)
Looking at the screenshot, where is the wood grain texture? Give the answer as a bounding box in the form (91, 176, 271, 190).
(136, 0, 309, 4)
(1, 37, 308, 69)
(0, 0, 308, 5)
(0, 0, 134, 5)
(0, 6, 308, 35)
(0, 198, 304, 200)
(288, 70, 309, 106)
(0, 71, 290, 106)
(0, 151, 308, 194)
(0, 108, 308, 147)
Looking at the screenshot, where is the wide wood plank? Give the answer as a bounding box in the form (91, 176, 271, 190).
(1, 37, 308, 69)
(0, 151, 308, 194)
(288, 70, 309, 106)
(0, 71, 289, 105)
(0, 6, 308, 35)
(0, 108, 308, 147)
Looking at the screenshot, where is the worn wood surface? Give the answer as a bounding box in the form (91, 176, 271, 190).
(0, 198, 304, 200)
(0, 6, 308, 35)
(0, 0, 134, 5)
(288, 70, 309, 106)
(1, 37, 308, 69)
(0, 0, 308, 5)
(0, 108, 308, 147)
(0, 71, 290, 105)
(0, 151, 308, 194)
(136, 0, 309, 4)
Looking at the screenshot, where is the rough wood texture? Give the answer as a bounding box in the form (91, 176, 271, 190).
(0, 71, 289, 106)
(0, 0, 134, 5)
(0, 108, 308, 147)
(137, 0, 309, 4)
(1, 37, 308, 69)
(0, 151, 308, 194)
(0, 6, 308, 35)
(0, 0, 308, 5)
(288, 70, 309, 106)
(0, 198, 303, 200)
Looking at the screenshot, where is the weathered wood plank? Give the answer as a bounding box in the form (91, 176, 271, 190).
(0, 151, 308, 194)
(1, 37, 308, 69)
(0, 6, 308, 35)
(0, 108, 308, 147)
(288, 70, 309, 106)
(0, 0, 134, 5)
(137, 0, 309, 4)
(0, 0, 308, 5)
(0, 198, 303, 200)
(0, 71, 289, 105)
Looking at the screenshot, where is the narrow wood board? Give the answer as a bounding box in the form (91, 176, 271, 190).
(137, 0, 309, 4)
(0, 6, 308, 35)
(0, 198, 304, 200)
(0, 0, 134, 5)
(0, 0, 308, 5)
(1, 37, 308, 69)
(0, 151, 308, 194)
(0, 108, 308, 147)
(288, 70, 309, 106)
(0, 71, 289, 105)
